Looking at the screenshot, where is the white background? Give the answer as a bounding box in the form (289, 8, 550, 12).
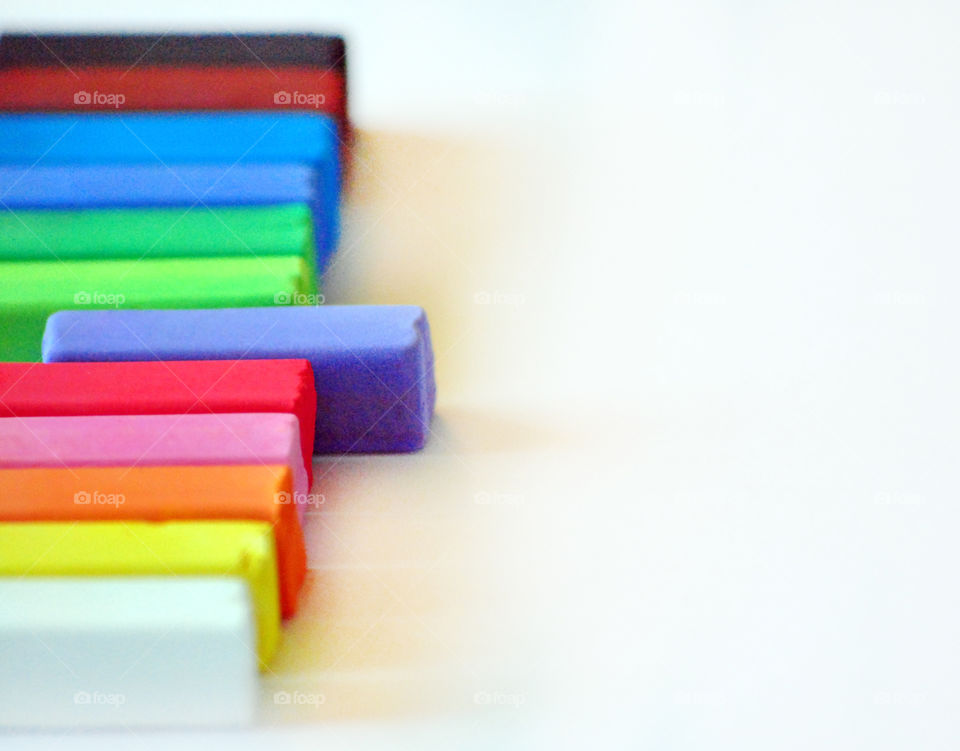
(3, 1, 960, 748)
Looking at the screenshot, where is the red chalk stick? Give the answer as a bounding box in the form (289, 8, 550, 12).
(0, 66, 348, 140)
(0, 360, 317, 485)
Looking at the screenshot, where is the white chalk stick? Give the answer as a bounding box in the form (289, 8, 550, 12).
(0, 577, 258, 728)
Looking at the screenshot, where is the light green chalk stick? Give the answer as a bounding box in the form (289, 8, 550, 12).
(0, 255, 316, 361)
(0, 203, 316, 277)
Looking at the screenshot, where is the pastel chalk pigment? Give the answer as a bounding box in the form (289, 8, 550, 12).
(0, 112, 340, 172)
(0, 67, 347, 126)
(0, 163, 325, 209)
(0, 578, 258, 728)
(0, 255, 313, 361)
(43, 305, 437, 453)
(0, 204, 319, 269)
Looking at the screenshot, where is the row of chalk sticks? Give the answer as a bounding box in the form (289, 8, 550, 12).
(0, 34, 436, 728)
(0, 33, 347, 360)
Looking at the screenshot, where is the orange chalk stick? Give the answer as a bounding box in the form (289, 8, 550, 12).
(0, 464, 306, 617)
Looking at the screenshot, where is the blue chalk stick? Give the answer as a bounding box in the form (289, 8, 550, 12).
(0, 113, 339, 168)
(42, 306, 436, 454)
(0, 164, 314, 208)
(0, 164, 338, 271)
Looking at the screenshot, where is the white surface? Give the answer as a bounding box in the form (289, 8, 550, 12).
(2, 0, 960, 747)
(0, 577, 258, 728)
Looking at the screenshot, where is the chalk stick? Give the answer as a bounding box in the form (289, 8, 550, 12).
(0, 359, 317, 485)
(43, 306, 437, 453)
(0, 204, 325, 272)
(0, 464, 306, 617)
(0, 521, 280, 663)
(0, 577, 257, 728)
(0, 66, 344, 119)
(0, 113, 340, 176)
(0, 164, 317, 208)
(0, 164, 338, 267)
(0, 413, 311, 523)
(0, 255, 313, 361)
(0, 33, 347, 71)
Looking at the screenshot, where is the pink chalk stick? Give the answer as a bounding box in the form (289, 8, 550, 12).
(0, 413, 313, 522)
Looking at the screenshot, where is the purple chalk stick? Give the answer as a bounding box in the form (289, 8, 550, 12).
(42, 305, 436, 454)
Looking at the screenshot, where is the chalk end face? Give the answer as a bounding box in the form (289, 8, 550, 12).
(268, 464, 307, 620)
(391, 306, 436, 451)
(42, 308, 147, 362)
(395, 305, 436, 451)
(40, 309, 71, 362)
(313, 305, 436, 453)
(415, 306, 437, 443)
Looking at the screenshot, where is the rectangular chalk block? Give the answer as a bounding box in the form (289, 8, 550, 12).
(0, 464, 306, 617)
(43, 306, 437, 453)
(0, 577, 257, 728)
(0, 204, 321, 274)
(0, 112, 339, 174)
(0, 163, 324, 209)
(0, 413, 311, 523)
(0, 255, 313, 361)
(0, 521, 281, 663)
(0, 164, 338, 269)
(0, 360, 317, 485)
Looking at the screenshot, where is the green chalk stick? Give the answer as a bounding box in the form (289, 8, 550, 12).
(0, 203, 316, 277)
(0, 255, 315, 361)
